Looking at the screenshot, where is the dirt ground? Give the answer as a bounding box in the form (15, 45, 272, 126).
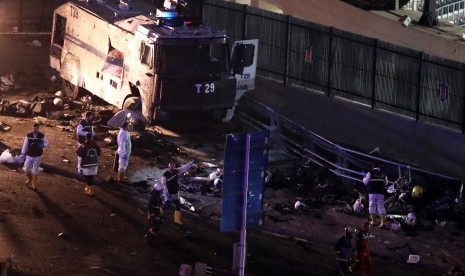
(1, 34, 464, 276)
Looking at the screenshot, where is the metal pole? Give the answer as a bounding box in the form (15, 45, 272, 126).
(283, 15, 291, 85)
(462, 76, 465, 134)
(239, 133, 251, 276)
(371, 39, 378, 109)
(19, 0, 24, 32)
(415, 52, 424, 122)
(326, 27, 334, 96)
(242, 4, 248, 40)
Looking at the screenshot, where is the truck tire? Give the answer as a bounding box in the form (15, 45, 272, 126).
(62, 79, 80, 100)
(123, 96, 140, 110)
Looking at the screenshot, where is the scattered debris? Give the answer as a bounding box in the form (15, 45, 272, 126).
(407, 254, 420, 264)
(0, 75, 14, 86)
(104, 137, 115, 144)
(0, 74, 16, 92)
(0, 121, 11, 132)
(294, 198, 305, 210)
(0, 150, 17, 164)
(353, 195, 364, 213)
(28, 39, 42, 47)
(180, 197, 195, 212)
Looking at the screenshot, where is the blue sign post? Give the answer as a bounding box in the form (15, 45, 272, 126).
(220, 130, 270, 275)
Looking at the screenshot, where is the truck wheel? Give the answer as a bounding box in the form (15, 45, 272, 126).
(62, 79, 80, 100)
(123, 96, 140, 110)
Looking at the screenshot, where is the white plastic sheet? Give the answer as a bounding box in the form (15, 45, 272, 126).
(0, 149, 17, 163)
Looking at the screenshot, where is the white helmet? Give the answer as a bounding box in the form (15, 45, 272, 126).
(405, 212, 417, 226)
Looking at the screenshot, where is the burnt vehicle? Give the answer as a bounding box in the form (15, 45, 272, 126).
(50, 0, 258, 123)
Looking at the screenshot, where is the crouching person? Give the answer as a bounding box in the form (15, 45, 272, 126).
(77, 133, 101, 195)
(146, 183, 164, 244)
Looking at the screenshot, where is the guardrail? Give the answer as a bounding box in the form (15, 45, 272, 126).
(237, 95, 461, 186)
(403, 0, 424, 10)
(404, 0, 465, 26)
(436, 0, 465, 25)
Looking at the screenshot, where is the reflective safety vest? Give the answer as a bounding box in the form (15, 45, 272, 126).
(26, 132, 45, 157)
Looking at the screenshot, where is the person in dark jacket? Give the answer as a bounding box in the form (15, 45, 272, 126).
(335, 227, 354, 275)
(76, 111, 94, 173)
(160, 161, 194, 225)
(21, 123, 48, 189)
(362, 165, 388, 228)
(145, 182, 164, 244)
(76, 133, 101, 195)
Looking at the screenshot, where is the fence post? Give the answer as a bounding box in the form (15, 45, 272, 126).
(415, 52, 424, 122)
(371, 39, 378, 109)
(19, 0, 25, 32)
(326, 27, 334, 96)
(242, 4, 248, 39)
(283, 15, 291, 85)
(462, 82, 465, 134)
(199, 0, 203, 21)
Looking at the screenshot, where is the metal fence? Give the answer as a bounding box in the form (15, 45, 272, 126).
(202, 0, 465, 134)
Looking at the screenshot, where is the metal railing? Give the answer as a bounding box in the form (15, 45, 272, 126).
(436, 0, 465, 25)
(403, 0, 424, 10)
(237, 95, 462, 184)
(401, 0, 465, 26)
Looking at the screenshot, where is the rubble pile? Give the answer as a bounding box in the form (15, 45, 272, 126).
(0, 73, 20, 92)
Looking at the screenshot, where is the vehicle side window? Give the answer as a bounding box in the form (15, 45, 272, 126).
(140, 42, 153, 67)
(53, 14, 67, 47)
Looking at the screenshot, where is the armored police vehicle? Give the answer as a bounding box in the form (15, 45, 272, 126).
(50, 0, 258, 122)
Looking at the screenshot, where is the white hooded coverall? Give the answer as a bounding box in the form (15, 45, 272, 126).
(117, 127, 131, 172)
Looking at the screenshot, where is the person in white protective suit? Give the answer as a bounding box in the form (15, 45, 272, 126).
(116, 121, 132, 183)
(21, 123, 49, 189)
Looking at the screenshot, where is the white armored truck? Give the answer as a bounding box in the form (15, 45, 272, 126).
(50, 0, 258, 123)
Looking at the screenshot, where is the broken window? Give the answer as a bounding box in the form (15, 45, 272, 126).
(102, 48, 124, 77)
(53, 14, 67, 47)
(140, 42, 153, 67)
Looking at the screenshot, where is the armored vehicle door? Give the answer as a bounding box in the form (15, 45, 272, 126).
(230, 39, 258, 99)
(132, 39, 156, 120)
(221, 39, 258, 122)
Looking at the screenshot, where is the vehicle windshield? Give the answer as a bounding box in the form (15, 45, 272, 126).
(157, 42, 228, 76)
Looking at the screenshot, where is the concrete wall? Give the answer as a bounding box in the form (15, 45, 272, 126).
(231, 0, 465, 63)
